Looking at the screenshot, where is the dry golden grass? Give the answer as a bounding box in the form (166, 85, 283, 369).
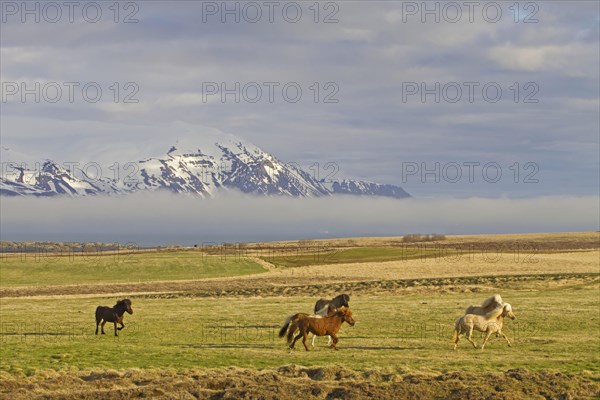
(263, 249, 600, 282)
(244, 231, 600, 249)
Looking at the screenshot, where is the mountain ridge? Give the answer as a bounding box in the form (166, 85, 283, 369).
(0, 138, 410, 199)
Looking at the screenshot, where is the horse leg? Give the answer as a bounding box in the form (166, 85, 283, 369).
(311, 334, 316, 347)
(327, 335, 332, 346)
(290, 332, 303, 349)
(101, 320, 107, 334)
(114, 322, 118, 336)
(331, 335, 339, 350)
(118, 322, 125, 331)
(466, 327, 477, 348)
(500, 331, 511, 347)
(302, 332, 309, 351)
(481, 330, 493, 350)
(95, 319, 100, 335)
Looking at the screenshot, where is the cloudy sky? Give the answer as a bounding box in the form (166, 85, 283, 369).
(1, 1, 598, 243)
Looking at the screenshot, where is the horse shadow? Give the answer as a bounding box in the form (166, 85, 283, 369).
(182, 344, 276, 349)
(340, 345, 421, 351)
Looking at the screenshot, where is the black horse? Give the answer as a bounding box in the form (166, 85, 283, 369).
(314, 294, 350, 314)
(95, 299, 133, 336)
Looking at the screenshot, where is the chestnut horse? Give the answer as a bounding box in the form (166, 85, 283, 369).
(312, 294, 350, 347)
(284, 306, 355, 351)
(278, 304, 337, 339)
(95, 299, 133, 336)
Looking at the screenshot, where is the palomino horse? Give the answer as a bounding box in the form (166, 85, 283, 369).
(453, 303, 516, 350)
(284, 306, 356, 351)
(95, 299, 133, 336)
(464, 294, 505, 338)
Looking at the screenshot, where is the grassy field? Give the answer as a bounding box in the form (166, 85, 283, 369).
(1, 283, 599, 375)
(0, 252, 266, 287)
(0, 232, 599, 399)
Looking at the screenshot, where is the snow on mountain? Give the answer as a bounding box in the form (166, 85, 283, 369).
(0, 138, 410, 199)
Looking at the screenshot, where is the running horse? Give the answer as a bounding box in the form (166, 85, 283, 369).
(314, 294, 350, 314)
(95, 299, 133, 336)
(284, 306, 356, 351)
(312, 294, 350, 346)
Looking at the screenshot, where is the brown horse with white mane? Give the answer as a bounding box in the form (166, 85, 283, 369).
(283, 306, 355, 351)
(95, 299, 133, 336)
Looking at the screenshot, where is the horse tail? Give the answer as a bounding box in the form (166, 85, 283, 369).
(451, 329, 459, 347)
(452, 319, 460, 343)
(452, 316, 464, 341)
(95, 306, 103, 323)
(278, 314, 294, 338)
(286, 321, 298, 344)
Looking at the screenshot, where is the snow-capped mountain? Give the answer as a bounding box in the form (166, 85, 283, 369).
(0, 139, 410, 199)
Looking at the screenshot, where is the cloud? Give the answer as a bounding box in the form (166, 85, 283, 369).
(0, 1, 598, 199)
(487, 43, 598, 76)
(1, 193, 597, 246)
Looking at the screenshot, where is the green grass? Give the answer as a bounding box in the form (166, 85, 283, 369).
(1, 284, 598, 375)
(0, 252, 267, 286)
(262, 246, 450, 268)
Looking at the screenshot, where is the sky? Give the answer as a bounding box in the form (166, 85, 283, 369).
(0, 1, 599, 243)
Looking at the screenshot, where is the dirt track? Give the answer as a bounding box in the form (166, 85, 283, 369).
(1, 366, 598, 400)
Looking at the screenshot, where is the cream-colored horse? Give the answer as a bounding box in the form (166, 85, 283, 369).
(453, 303, 516, 350)
(464, 294, 505, 338)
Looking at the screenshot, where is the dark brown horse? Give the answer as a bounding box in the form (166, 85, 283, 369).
(283, 306, 355, 351)
(314, 293, 350, 314)
(95, 299, 133, 336)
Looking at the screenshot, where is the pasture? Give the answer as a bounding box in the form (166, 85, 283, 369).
(0, 252, 266, 287)
(0, 232, 599, 399)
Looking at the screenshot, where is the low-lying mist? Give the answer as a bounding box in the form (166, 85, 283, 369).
(1, 193, 598, 246)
